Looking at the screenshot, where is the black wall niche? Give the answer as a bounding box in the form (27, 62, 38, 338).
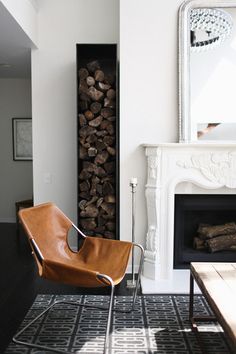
(76, 44, 119, 240)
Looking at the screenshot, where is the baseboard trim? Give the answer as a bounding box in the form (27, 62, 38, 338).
(0, 218, 15, 223)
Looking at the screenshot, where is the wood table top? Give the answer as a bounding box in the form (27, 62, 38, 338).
(191, 262, 236, 349)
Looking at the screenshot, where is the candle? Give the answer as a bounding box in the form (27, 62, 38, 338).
(130, 177, 138, 185)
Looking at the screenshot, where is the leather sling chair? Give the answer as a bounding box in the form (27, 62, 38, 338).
(13, 202, 144, 354)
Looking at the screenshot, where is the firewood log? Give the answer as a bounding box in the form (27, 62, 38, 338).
(80, 204, 99, 218)
(86, 60, 100, 73)
(83, 161, 97, 173)
(96, 197, 104, 208)
(88, 147, 97, 157)
(79, 169, 92, 180)
(98, 215, 106, 226)
(193, 237, 206, 250)
(96, 130, 108, 138)
(80, 218, 97, 230)
(95, 140, 107, 152)
(106, 221, 115, 231)
(206, 233, 236, 253)
(102, 182, 114, 195)
(107, 116, 116, 122)
(79, 191, 90, 200)
(84, 110, 94, 121)
(96, 183, 103, 196)
(79, 137, 90, 149)
(90, 102, 102, 114)
(106, 123, 115, 135)
(78, 68, 89, 80)
(107, 88, 116, 100)
(100, 202, 115, 216)
(86, 76, 95, 86)
(104, 231, 115, 239)
(79, 180, 90, 192)
(198, 222, 236, 239)
(88, 86, 104, 101)
(78, 199, 87, 210)
(104, 98, 115, 108)
(94, 166, 106, 177)
(104, 161, 115, 174)
(104, 195, 116, 203)
(94, 151, 109, 165)
(79, 114, 87, 127)
(79, 80, 89, 94)
(104, 73, 115, 85)
(86, 134, 97, 145)
(100, 120, 110, 130)
(101, 107, 114, 118)
(79, 126, 96, 138)
(97, 82, 111, 92)
(107, 146, 116, 156)
(88, 116, 103, 128)
(86, 196, 99, 206)
(79, 146, 88, 160)
(79, 100, 89, 111)
(94, 69, 105, 82)
(103, 136, 115, 146)
(95, 226, 106, 233)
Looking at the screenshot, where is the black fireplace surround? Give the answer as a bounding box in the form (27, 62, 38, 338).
(174, 194, 236, 269)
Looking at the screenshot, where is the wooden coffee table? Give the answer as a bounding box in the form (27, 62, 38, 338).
(189, 262, 236, 353)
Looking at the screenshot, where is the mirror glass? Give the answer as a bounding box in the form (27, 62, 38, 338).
(179, 1, 236, 143)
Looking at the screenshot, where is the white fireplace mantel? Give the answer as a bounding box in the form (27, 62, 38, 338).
(141, 143, 236, 293)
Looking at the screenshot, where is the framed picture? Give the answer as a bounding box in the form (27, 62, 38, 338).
(12, 118, 32, 161)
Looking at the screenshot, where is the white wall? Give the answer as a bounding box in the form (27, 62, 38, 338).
(32, 0, 181, 257)
(119, 0, 181, 249)
(0, 79, 33, 222)
(1, 0, 38, 47)
(31, 0, 119, 228)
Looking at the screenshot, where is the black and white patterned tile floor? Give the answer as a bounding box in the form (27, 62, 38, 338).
(5, 295, 230, 354)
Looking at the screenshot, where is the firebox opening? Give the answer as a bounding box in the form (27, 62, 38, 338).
(174, 194, 236, 269)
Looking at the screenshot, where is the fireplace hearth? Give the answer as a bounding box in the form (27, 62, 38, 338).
(174, 194, 236, 269)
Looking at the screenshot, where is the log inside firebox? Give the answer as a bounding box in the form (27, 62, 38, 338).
(206, 233, 236, 253)
(193, 222, 236, 253)
(197, 222, 236, 239)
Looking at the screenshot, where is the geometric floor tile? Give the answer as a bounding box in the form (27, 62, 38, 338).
(5, 295, 231, 353)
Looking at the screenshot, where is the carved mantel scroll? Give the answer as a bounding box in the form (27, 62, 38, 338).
(177, 152, 236, 188)
(143, 143, 236, 281)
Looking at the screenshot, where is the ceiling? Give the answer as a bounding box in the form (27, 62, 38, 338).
(0, 2, 33, 78)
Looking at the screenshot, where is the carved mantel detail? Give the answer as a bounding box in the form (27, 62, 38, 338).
(177, 151, 236, 188)
(147, 156, 158, 179)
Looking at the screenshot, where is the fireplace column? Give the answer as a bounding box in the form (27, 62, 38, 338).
(143, 147, 160, 279)
(143, 146, 175, 281)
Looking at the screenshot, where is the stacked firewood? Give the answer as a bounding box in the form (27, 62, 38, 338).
(78, 60, 116, 239)
(193, 222, 236, 253)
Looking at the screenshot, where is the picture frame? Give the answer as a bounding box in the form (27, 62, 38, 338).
(12, 118, 32, 161)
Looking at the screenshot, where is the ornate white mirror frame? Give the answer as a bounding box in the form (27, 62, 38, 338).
(179, 0, 236, 143)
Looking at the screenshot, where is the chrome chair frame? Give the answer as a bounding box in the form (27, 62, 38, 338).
(13, 223, 144, 354)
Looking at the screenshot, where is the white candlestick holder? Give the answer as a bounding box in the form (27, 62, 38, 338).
(127, 178, 138, 288)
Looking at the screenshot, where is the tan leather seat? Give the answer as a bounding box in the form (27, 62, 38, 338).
(19, 202, 132, 288)
(13, 202, 144, 354)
